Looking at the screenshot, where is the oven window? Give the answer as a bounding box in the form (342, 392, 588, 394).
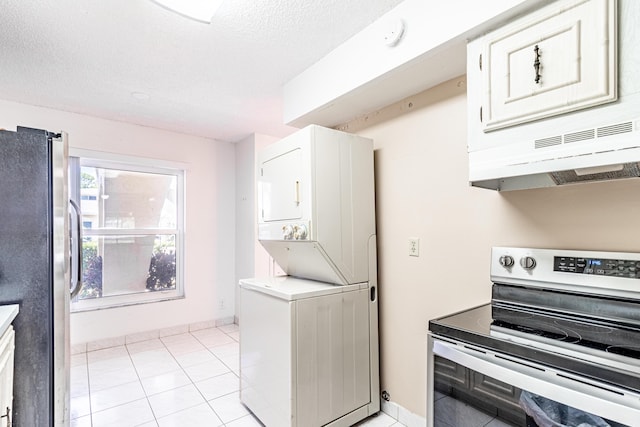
(433, 355, 628, 427)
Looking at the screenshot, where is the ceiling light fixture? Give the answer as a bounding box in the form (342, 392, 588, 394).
(150, 0, 223, 24)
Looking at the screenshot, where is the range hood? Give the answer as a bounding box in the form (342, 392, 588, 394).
(469, 118, 640, 191)
(466, 0, 640, 191)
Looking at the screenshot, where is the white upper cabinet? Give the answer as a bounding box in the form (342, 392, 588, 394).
(478, 0, 617, 132)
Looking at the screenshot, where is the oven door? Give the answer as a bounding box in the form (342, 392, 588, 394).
(427, 335, 640, 427)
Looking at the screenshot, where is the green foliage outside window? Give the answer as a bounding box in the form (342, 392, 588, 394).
(79, 238, 176, 299)
(80, 241, 102, 299)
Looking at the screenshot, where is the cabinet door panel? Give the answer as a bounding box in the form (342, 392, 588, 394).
(470, 371, 524, 425)
(482, 0, 616, 131)
(0, 327, 15, 427)
(433, 355, 468, 391)
(470, 371, 520, 406)
(504, 23, 580, 102)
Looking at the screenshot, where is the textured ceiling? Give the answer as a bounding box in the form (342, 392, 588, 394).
(1, 0, 404, 142)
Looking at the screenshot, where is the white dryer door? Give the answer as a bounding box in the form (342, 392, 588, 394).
(260, 148, 303, 222)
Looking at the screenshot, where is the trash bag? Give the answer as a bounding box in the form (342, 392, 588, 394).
(519, 391, 611, 427)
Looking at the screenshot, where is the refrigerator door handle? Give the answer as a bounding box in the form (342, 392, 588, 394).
(69, 199, 83, 299)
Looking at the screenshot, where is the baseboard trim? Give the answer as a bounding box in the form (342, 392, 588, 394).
(72, 317, 236, 354)
(381, 398, 426, 427)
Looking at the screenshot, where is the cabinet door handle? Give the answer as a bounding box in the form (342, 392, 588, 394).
(1, 406, 10, 426)
(533, 44, 541, 84)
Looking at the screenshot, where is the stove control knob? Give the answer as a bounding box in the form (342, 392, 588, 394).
(520, 256, 537, 270)
(282, 224, 294, 240)
(499, 255, 514, 268)
(293, 224, 307, 240)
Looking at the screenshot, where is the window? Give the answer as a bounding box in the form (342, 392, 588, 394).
(69, 150, 185, 311)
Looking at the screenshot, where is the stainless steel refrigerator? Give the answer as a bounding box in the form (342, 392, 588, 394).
(0, 126, 79, 426)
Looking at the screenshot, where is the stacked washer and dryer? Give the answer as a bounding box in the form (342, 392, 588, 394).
(239, 125, 380, 427)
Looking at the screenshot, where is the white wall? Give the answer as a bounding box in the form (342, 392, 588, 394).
(0, 99, 236, 345)
(341, 76, 640, 418)
(234, 133, 280, 316)
(283, 0, 542, 128)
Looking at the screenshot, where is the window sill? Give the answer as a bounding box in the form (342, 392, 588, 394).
(71, 292, 185, 313)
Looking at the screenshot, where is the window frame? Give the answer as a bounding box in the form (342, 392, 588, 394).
(69, 148, 186, 312)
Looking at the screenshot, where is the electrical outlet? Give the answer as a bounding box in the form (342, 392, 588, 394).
(408, 238, 419, 257)
(218, 299, 225, 309)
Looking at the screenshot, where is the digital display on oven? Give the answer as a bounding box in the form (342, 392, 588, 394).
(554, 256, 640, 278)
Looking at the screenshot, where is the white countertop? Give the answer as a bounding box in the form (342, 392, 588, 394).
(0, 304, 19, 334)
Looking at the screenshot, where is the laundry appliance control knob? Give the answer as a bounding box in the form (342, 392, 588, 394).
(282, 225, 294, 240)
(293, 224, 307, 240)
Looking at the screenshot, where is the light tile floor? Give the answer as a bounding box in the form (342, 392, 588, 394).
(71, 324, 406, 427)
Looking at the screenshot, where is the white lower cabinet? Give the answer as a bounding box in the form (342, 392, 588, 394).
(0, 326, 15, 427)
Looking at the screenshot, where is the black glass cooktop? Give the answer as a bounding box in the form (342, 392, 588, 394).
(491, 283, 640, 359)
(492, 306, 640, 359)
(429, 304, 640, 394)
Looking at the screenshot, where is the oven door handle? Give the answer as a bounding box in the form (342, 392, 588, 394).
(429, 337, 640, 426)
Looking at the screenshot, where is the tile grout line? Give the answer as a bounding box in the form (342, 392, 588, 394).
(188, 328, 243, 426)
(188, 331, 231, 425)
(83, 351, 94, 427)
(124, 335, 159, 426)
(75, 325, 245, 427)
(157, 330, 221, 425)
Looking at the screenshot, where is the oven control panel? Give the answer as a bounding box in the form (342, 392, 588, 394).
(554, 256, 640, 279)
(492, 247, 640, 301)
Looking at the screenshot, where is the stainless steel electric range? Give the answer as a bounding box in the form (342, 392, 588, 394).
(427, 247, 640, 427)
